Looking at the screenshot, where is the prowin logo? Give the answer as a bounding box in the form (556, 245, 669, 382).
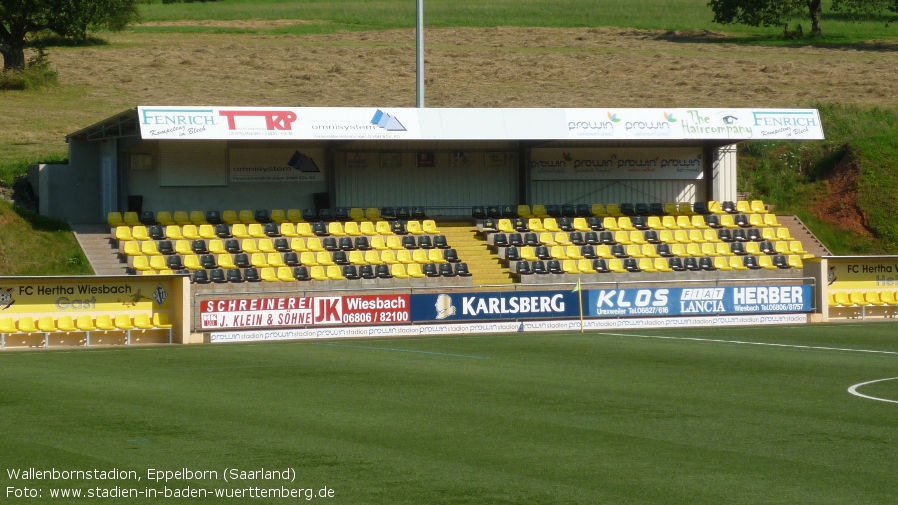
(371, 109, 407, 131)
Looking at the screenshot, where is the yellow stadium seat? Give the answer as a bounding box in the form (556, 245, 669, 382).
(299, 251, 317, 266)
(555, 232, 572, 246)
(606, 204, 623, 217)
(258, 239, 276, 253)
(641, 244, 659, 258)
(359, 221, 377, 236)
(348, 250, 366, 265)
(131, 225, 150, 241)
(673, 230, 690, 244)
(141, 241, 161, 256)
(0, 317, 17, 334)
(239, 210, 255, 224)
(719, 215, 737, 229)
(155, 211, 174, 226)
(865, 291, 885, 306)
(880, 291, 898, 305)
(295, 222, 314, 237)
(133, 313, 154, 330)
(626, 244, 644, 258)
(750, 200, 768, 214)
(123, 212, 140, 226)
(122, 241, 141, 257)
(114, 226, 133, 242)
(149, 255, 168, 271)
(763, 214, 781, 227)
(183, 254, 202, 270)
(849, 291, 867, 307)
(617, 217, 635, 231)
(344, 221, 362, 236)
(279, 223, 297, 237)
(95, 314, 116, 331)
(685, 243, 702, 257)
(267, 253, 286, 268)
(131, 255, 152, 272)
(550, 245, 568, 260)
(173, 211, 190, 225)
(380, 250, 398, 265)
(369, 236, 387, 250)
(391, 263, 409, 279)
(573, 217, 591, 232)
(544, 218, 562, 232)
(164, 225, 184, 241)
(834, 292, 853, 307)
(714, 256, 732, 271)
(199, 224, 217, 240)
(222, 210, 239, 224)
(327, 265, 345, 281)
(614, 231, 631, 245)
(247, 252, 266, 268)
(671, 244, 689, 258)
(309, 266, 328, 281)
(531, 204, 549, 218)
(520, 246, 538, 261)
(757, 255, 777, 270)
(107, 212, 124, 228)
(590, 204, 607, 217)
(365, 207, 381, 221)
(716, 242, 734, 256)
(328, 221, 346, 236)
(528, 218, 547, 233)
(218, 254, 236, 270)
(736, 201, 752, 214)
(362, 250, 382, 265)
(422, 220, 439, 234)
(540, 232, 557, 246)
(749, 214, 765, 228)
(658, 230, 676, 244)
(241, 239, 259, 254)
(563, 259, 581, 274)
(348, 208, 365, 221)
(607, 258, 627, 273)
(37, 316, 57, 333)
(57, 316, 78, 333)
(678, 202, 694, 216)
(428, 249, 447, 264)
(566, 245, 584, 260)
(788, 255, 804, 269)
(410, 249, 428, 264)
(776, 227, 793, 241)
(316, 251, 335, 266)
(707, 201, 725, 214)
(661, 216, 679, 230)
(578, 258, 597, 274)
(663, 202, 680, 215)
(729, 256, 748, 270)
(289, 238, 308, 253)
(286, 209, 303, 223)
(248, 223, 266, 238)
(701, 243, 717, 257)
(181, 225, 201, 240)
(654, 257, 673, 272)
(189, 210, 206, 225)
(647, 216, 664, 230)
(76, 315, 97, 332)
(270, 209, 287, 223)
(638, 258, 657, 273)
(744, 242, 762, 256)
(260, 267, 278, 282)
(688, 230, 706, 243)
(277, 266, 295, 282)
(691, 215, 709, 229)
(376, 221, 393, 235)
(517, 205, 533, 219)
(676, 215, 693, 229)
(406, 263, 426, 278)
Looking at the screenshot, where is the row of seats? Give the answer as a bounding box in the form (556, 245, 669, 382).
(129, 248, 461, 273)
(484, 213, 781, 234)
(122, 235, 456, 258)
(829, 291, 898, 307)
(473, 200, 768, 220)
(492, 229, 805, 252)
(0, 314, 172, 339)
(514, 254, 802, 276)
(505, 242, 808, 263)
(113, 219, 440, 243)
(189, 262, 472, 284)
(108, 206, 427, 228)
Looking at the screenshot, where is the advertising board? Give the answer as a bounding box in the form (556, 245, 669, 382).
(586, 285, 813, 318)
(410, 290, 580, 322)
(199, 294, 409, 330)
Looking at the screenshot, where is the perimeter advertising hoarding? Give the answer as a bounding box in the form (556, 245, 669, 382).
(410, 291, 580, 322)
(530, 147, 703, 181)
(0, 277, 171, 315)
(138, 107, 824, 141)
(198, 294, 409, 330)
(586, 285, 813, 318)
(825, 257, 898, 290)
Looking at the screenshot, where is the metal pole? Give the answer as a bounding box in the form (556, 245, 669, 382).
(416, 0, 424, 108)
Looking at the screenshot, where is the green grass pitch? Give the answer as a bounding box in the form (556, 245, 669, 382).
(2, 323, 897, 504)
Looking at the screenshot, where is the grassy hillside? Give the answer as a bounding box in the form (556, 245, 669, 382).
(0, 202, 93, 276)
(737, 104, 898, 254)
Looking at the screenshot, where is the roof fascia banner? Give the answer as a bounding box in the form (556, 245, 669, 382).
(137, 107, 824, 142)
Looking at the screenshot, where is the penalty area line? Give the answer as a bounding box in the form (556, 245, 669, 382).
(595, 332, 898, 356)
(847, 377, 898, 405)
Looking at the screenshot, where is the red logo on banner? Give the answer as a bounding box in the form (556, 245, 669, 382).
(218, 110, 297, 130)
(314, 297, 343, 324)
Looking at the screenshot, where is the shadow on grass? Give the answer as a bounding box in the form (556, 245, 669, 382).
(653, 29, 898, 52)
(12, 205, 72, 232)
(28, 35, 109, 48)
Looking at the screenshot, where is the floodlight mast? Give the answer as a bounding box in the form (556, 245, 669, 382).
(416, 0, 425, 108)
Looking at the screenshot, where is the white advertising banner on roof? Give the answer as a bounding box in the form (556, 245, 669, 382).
(530, 148, 704, 180)
(137, 107, 824, 141)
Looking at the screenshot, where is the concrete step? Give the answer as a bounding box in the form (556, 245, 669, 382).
(777, 215, 831, 257)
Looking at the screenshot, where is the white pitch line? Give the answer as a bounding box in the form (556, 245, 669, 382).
(847, 377, 898, 405)
(595, 332, 898, 356)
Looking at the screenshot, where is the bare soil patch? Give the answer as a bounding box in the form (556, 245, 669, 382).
(811, 154, 870, 236)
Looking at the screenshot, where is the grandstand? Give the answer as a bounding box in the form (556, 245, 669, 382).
(12, 104, 891, 349)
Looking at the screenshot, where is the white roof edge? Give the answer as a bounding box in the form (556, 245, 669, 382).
(135, 106, 824, 142)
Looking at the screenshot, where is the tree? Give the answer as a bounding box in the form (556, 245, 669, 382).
(0, 0, 138, 71)
(709, 0, 898, 36)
